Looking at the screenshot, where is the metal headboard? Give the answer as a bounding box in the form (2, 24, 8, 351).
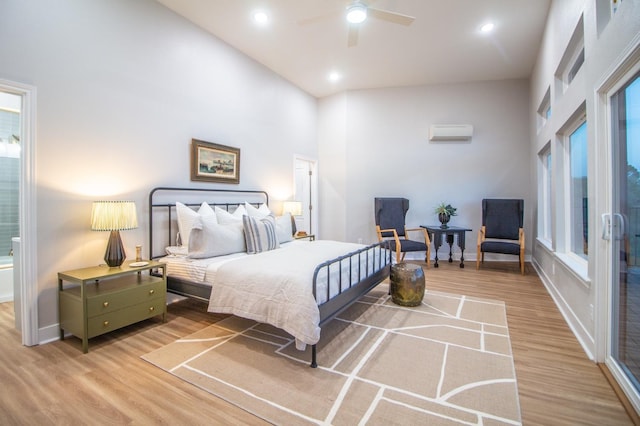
(148, 187, 269, 260)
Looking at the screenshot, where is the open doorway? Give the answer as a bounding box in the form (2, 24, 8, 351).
(0, 92, 20, 310)
(0, 78, 38, 346)
(293, 156, 318, 237)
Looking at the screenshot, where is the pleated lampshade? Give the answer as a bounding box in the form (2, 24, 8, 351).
(91, 201, 138, 267)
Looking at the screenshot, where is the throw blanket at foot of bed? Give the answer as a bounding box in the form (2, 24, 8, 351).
(207, 241, 379, 350)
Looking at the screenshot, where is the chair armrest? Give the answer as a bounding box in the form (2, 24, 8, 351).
(477, 226, 486, 247)
(377, 227, 399, 239)
(376, 227, 402, 253)
(405, 227, 431, 245)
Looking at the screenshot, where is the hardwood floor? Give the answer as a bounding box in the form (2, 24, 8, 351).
(0, 262, 636, 425)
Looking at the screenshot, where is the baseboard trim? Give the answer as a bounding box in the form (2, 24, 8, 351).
(599, 363, 640, 425)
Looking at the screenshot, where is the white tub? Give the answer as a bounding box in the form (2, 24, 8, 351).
(0, 264, 13, 303)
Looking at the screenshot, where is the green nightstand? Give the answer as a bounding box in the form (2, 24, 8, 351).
(58, 260, 167, 353)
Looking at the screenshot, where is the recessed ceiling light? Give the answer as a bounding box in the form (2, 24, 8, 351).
(480, 22, 495, 33)
(328, 71, 342, 82)
(346, 4, 367, 24)
(253, 11, 269, 24)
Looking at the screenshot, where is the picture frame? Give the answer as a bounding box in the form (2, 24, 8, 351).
(190, 139, 240, 184)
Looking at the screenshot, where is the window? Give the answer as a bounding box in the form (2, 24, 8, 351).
(569, 120, 588, 259)
(568, 48, 585, 84)
(537, 87, 551, 132)
(555, 15, 585, 94)
(538, 145, 552, 243)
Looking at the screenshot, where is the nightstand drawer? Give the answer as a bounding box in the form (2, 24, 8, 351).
(58, 260, 167, 353)
(87, 297, 166, 338)
(86, 280, 165, 317)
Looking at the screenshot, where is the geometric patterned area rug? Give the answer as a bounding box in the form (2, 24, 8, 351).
(142, 284, 521, 425)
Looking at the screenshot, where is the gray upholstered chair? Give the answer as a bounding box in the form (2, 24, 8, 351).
(374, 197, 430, 265)
(476, 199, 525, 274)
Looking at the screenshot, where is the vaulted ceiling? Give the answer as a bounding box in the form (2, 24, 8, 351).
(156, 0, 551, 98)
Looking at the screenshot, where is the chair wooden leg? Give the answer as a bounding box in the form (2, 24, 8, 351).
(476, 248, 481, 270)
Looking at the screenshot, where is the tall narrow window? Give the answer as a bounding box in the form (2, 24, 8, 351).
(539, 146, 552, 243)
(569, 121, 588, 259)
(542, 148, 552, 242)
(0, 92, 20, 269)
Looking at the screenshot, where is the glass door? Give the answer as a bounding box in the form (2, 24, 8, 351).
(610, 71, 640, 406)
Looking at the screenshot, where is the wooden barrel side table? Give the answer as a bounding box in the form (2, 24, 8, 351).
(390, 263, 425, 306)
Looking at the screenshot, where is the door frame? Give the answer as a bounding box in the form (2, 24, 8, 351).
(594, 34, 640, 413)
(293, 155, 318, 237)
(0, 78, 38, 346)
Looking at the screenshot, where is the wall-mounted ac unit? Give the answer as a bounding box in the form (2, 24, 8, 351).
(429, 124, 473, 141)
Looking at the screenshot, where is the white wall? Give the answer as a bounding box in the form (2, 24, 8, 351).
(318, 93, 348, 241)
(0, 0, 317, 335)
(529, 0, 640, 358)
(318, 80, 532, 257)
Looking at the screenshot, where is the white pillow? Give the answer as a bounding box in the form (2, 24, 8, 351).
(176, 202, 217, 247)
(275, 213, 293, 243)
(187, 215, 246, 258)
(243, 214, 279, 254)
(245, 202, 271, 218)
(215, 204, 247, 224)
(165, 245, 189, 257)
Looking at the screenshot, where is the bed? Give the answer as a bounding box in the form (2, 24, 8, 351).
(149, 187, 391, 367)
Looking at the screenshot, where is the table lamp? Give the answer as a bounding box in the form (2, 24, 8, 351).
(91, 201, 138, 267)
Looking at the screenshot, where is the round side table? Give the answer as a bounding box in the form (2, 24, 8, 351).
(390, 263, 425, 306)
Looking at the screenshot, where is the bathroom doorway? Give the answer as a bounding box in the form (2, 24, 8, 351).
(0, 91, 20, 307)
(0, 78, 37, 346)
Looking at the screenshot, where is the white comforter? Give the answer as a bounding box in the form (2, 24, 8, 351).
(207, 240, 369, 350)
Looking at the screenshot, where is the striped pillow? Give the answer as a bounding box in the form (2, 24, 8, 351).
(243, 214, 279, 254)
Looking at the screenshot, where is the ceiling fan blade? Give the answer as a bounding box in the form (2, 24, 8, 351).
(347, 25, 359, 47)
(297, 10, 341, 26)
(368, 7, 415, 26)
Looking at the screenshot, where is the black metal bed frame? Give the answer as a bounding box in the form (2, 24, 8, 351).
(149, 187, 391, 367)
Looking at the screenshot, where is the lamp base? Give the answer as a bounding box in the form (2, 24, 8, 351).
(104, 230, 126, 267)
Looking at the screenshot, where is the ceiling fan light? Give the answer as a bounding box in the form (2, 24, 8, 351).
(346, 4, 367, 24)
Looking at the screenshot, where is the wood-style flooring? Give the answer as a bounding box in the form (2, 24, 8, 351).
(0, 261, 637, 425)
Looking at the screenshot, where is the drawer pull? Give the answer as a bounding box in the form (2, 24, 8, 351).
(103, 320, 110, 327)
(149, 289, 155, 295)
(103, 301, 109, 308)
(149, 306, 155, 312)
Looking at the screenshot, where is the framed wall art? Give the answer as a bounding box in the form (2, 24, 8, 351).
(190, 139, 240, 184)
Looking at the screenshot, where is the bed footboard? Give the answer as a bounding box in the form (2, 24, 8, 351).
(310, 242, 392, 367)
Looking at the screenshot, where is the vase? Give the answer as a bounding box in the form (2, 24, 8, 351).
(438, 212, 450, 229)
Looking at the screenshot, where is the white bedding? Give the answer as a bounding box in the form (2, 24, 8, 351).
(160, 240, 387, 350)
(208, 240, 379, 349)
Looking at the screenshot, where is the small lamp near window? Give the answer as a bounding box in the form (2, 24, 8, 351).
(91, 201, 138, 267)
(282, 201, 303, 236)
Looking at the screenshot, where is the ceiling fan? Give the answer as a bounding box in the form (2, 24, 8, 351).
(298, 1, 415, 48)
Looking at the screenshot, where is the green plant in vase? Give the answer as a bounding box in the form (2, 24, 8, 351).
(435, 202, 457, 229)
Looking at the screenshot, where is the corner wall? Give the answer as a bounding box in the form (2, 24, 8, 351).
(318, 80, 532, 259)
